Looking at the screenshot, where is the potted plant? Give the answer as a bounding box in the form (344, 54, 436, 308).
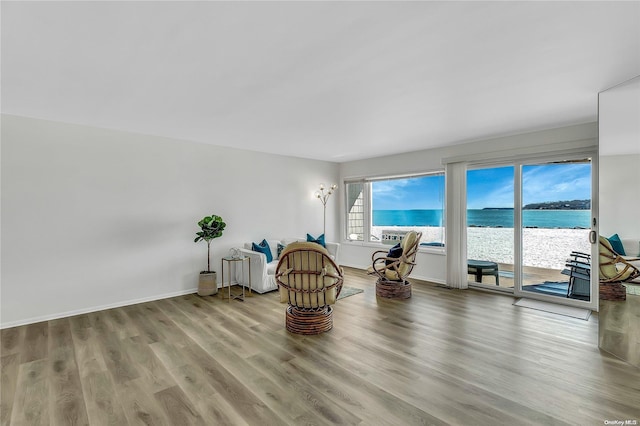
(194, 214, 226, 296)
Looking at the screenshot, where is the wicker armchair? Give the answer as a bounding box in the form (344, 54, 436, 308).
(275, 242, 344, 334)
(368, 231, 422, 298)
(599, 236, 640, 283)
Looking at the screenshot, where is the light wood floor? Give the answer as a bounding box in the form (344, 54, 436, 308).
(2, 267, 639, 426)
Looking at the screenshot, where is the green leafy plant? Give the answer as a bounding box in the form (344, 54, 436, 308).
(194, 215, 226, 273)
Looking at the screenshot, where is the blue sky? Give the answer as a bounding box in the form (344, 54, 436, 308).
(468, 163, 592, 209)
(372, 174, 444, 210)
(373, 164, 591, 210)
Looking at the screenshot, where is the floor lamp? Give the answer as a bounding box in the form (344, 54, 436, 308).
(315, 183, 337, 236)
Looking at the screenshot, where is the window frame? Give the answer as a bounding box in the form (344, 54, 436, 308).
(343, 170, 446, 252)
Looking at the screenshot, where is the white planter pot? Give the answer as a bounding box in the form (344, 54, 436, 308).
(197, 271, 218, 296)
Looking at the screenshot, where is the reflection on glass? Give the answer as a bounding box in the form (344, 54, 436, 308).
(598, 75, 640, 367)
(466, 166, 514, 289)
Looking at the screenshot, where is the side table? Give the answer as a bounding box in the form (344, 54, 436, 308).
(220, 256, 252, 302)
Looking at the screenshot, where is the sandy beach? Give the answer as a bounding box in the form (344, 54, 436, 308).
(372, 226, 591, 270)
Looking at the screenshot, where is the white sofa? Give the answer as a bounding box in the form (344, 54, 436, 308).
(620, 239, 640, 270)
(235, 238, 340, 293)
(621, 238, 640, 258)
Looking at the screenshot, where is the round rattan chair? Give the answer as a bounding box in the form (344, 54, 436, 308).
(368, 231, 422, 299)
(599, 236, 640, 283)
(275, 242, 344, 335)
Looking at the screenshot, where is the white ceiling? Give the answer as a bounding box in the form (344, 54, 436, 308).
(2, 1, 639, 162)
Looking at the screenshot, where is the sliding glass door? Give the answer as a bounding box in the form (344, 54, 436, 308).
(467, 156, 596, 308)
(467, 166, 515, 291)
(520, 160, 592, 302)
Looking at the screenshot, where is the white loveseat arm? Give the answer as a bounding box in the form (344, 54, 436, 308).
(235, 247, 279, 293)
(621, 239, 640, 257)
(325, 242, 340, 264)
(236, 248, 268, 287)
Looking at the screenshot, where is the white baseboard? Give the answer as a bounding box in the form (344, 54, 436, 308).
(1, 287, 199, 329)
(412, 275, 447, 286)
(339, 263, 447, 286)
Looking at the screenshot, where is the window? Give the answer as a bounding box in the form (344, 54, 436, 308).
(345, 182, 365, 241)
(344, 172, 445, 246)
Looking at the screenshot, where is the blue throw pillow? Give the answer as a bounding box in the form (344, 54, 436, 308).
(252, 239, 273, 263)
(386, 243, 403, 265)
(277, 243, 286, 259)
(306, 233, 326, 248)
(608, 234, 626, 255)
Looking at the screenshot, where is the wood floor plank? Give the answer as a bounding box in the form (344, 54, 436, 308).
(180, 342, 289, 425)
(105, 308, 140, 340)
(248, 351, 373, 426)
(122, 305, 166, 344)
(141, 303, 196, 348)
(1, 328, 24, 357)
(19, 322, 48, 364)
(150, 346, 248, 426)
(121, 336, 175, 393)
(115, 378, 171, 426)
(68, 314, 92, 332)
(94, 327, 140, 385)
(1, 354, 19, 426)
(10, 359, 49, 426)
(154, 385, 205, 426)
(2, 267, 640, 425)
(47, 319, 90, 426)
(328, 332, 566, 426)
(156, 303, 304, 423)
(80, 371, 128, 426)
(204, 333, 358, 425)
(168, 297, 261, 359)
(286, 340, 448, 426)
(69, 324, 108, 379)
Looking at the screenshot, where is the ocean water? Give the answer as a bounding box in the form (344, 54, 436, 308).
(373, 209, 590, 229)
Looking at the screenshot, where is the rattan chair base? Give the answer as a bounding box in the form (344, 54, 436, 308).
(285, 306, 333, 335)
(599, 282, 627, 301)
(376, 278, 411, 299)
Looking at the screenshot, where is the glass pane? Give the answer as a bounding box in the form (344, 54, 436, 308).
(521, 161, 592, 301)
(345, 182, 364, 241)
(370, 174, 445, 246)
(467, 166, 515, 289)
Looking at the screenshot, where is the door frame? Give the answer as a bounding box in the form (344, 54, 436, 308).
(467, 150, 598, 311)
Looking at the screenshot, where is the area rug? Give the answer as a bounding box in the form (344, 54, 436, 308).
(338, 286, 364, 300)
(624, 283, 640, 295)
(513, 298, 591, 320)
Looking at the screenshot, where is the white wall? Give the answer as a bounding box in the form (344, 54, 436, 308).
(599, 154, 640, 243)
(1, 115, 340, 327)
(338, 123, 598, 284)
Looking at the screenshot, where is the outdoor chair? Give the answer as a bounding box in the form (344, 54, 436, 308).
(561, 251, 591, 300)
(368, 230, 422, 298)
(275, 241, 343, 335)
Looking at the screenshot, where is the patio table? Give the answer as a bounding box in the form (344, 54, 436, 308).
(468, 259, 500, 285)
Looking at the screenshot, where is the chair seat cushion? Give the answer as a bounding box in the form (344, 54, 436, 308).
(388, 231, 420, 280)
